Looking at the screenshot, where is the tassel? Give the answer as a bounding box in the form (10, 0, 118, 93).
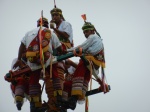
(85, 97, 89, 112)
(50, 55, 53, 80)
(89, 61, 93, 91)
(85, 61, 92, 112)
(81, 14, 87, 22)
(39, 10, 46, 78)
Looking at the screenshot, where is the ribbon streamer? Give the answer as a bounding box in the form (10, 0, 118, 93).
(39, 10, 46, 78)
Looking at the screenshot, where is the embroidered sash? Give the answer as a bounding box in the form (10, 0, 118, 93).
(26, 28, 51, 64)
(85, 49, 105, 68)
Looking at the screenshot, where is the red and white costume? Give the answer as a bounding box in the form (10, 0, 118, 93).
(67, 34, 105, 101)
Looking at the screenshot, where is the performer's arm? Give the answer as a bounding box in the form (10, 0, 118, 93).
(66, 59, 78, 68)
(53, 28, 69, 39)
(67, 36, 93, 52)
(13, 42, 26, 69)
(50, 21, 71, 39)
(18, 42, 26, 60)
(56, 46, 63, 54)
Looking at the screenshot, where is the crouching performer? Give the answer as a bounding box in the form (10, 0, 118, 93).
(59, 21, 109, 110)
(4, 58, 30, 111)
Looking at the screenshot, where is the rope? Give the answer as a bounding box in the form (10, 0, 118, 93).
(85, 96, 89, 112)
(49, 55, 53, 81)
(85, 60, 93, 112)
(101, 67, 109, 93)
(39, 10, 46, 78)
(41, 82, 45, 95)
(88, 60, 93, 91)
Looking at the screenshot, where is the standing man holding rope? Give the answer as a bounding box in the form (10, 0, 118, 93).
(50, 6, 73, 92)
(45, 2, 73, 111)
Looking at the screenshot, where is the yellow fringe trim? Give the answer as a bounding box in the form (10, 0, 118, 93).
(78, 94, 85, 100)
(35, 102, 42, 107)
(26, 45, 49, 57)
(54, 90, 62, 96)
(15, 96, 23, 102)
(85, 97, 89, 112)
(85, 56, 105, 68)
(62, 42, 72, 49)
(71, 90, 82, 96)
(29, 96, 40, 102)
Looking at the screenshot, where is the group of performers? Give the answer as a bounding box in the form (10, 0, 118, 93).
(4, 5, 109, 112)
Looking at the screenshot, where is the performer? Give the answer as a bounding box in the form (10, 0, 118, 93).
(7, 58, 30, 111)
(50, 7, 73, 86)
(45, 6, 73, 112)
(62, 22, 108, 110)
(13, 17, 63, 112)
(50, 7, 73, 51)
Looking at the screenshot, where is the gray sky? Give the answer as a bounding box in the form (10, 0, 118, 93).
(0, 0, 150, 112)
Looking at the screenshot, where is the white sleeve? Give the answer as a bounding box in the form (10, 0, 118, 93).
(67, 36, 93, 52)
(62, 22, 72, 36)
(51, 32, 61, 49)
(21, 33, 27, 45)
(79, 37, 93, 50)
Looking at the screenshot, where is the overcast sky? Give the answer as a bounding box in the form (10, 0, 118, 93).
(0, 0, 150, 112)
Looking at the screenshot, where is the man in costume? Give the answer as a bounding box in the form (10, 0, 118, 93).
(60, 22, 107, 110)
(50, 7, 73, 85)
(13, 17, 63, 112)
(6, 58, 30, 111)
(44, 7, 74, 112)
(50, 7, 73, 50)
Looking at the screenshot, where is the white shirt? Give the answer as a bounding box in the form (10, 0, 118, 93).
(58, 21, 73, 44)
(21, 27, 61, 71)
(68, 34, 104, 55)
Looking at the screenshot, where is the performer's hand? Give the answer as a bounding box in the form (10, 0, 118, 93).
(97, 78, 105, 92)
(49, 20, 56, 29)
(98, 83, 109, 94)
(50, 19, 55, 23)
